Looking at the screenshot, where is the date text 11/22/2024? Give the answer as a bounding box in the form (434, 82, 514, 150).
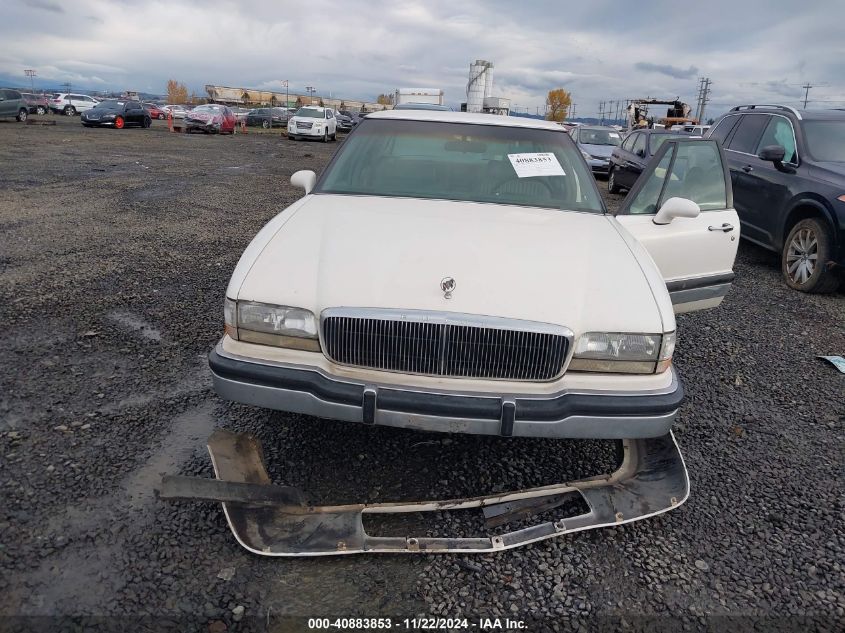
(307, 617, 528, 630)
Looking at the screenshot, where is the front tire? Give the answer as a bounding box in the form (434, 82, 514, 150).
(36, 106, 47, 115)
(16, 108, 28, 122)
(608, 167, 622, 194)
(322, 130, 328, 143)
(114, 116, 125, 129)
(262, 120, 270, 129)
(782, 218, 840, 293)
(142, 117, 151, 128)
(64, 106, 76, 116)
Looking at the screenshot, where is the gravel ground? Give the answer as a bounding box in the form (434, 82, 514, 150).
(1, 116, 843, 631)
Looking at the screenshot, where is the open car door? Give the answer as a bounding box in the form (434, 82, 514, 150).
(615, 139, 739, 313)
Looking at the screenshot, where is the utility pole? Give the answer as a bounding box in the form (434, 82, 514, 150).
(802, 83, 812, 109)
(25, 69, 36, 93)
(599, 101, 605, 125)
(699, 78, 712, 123)
(607, 100, 616, 125)
(282, 80, 289, 109)
(570, 103, 576, 120)
(62, 81, 71, 93)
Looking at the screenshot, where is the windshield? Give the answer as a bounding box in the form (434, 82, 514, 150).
(316, 119, 604, 212)
(94, 100, 124, 110)
(649, 133, 687, 154)
(578, 128, 622, 146)
(804, 121, 845, 162)
(295, 108, 324, 118)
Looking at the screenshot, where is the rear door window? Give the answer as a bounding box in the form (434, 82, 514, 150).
(708, 116, 740, 144)
(726, 114, 769, 154)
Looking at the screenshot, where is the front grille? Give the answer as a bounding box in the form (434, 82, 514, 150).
(296, 121, 313, 129)
(322, 310, 570, 381)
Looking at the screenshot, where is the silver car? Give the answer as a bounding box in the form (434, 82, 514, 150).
(570, 125, 623, 176)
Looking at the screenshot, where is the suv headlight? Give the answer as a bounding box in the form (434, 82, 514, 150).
(224, 298, 320, 351)
(569, 332, 675, 374)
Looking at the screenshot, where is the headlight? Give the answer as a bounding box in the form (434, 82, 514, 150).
(580, 149, 592, 161)
(569, 332, 674, 374)
(223, 298, 320, 351)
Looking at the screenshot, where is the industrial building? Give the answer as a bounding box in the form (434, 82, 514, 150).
(203, 85, 390, 112)
(463, 60, 510, 115)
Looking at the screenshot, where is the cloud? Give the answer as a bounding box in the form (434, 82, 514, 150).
(1, 0, 843, 117)
(22, 0, 63, 13)
(634, 62, 699, 79)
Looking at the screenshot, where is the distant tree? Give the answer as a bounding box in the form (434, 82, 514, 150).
(166, 79, 189, 104)
(318, 99, 325, 107)
(376, 93, 393, 105)
(295, 96, 304, 108)
(707, 118, 715, 125)
(339, 101, 346, 110)
(545, 88, 572, 122)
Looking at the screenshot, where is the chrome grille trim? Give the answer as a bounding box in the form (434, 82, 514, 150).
(320, 308, 573, 381)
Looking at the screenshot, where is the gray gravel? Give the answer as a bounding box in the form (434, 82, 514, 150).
(1, 116, 843, 630)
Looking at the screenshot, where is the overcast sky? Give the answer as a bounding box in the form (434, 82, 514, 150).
(3, 0, 844, 118)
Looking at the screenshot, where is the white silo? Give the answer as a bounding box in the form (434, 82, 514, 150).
(466, 59, 492, 113)
(484, 62, 494, 98)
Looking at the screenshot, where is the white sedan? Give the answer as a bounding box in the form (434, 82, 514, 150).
(200, 110, 740, 555)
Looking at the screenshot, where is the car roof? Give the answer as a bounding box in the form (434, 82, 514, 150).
(366, 109, 567, 131)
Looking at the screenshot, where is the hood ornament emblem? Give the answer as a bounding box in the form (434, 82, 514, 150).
(440, 277, 456, 299)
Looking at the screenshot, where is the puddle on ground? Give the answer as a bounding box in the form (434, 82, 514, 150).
(106, 309, 162, 342)
(122, 402, 217, 509)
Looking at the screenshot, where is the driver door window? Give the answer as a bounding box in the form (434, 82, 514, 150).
(755, 116, 797, 164)
(632, 133, 647, 157)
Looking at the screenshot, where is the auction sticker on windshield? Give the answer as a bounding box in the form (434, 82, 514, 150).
(507, 153, 566, 178)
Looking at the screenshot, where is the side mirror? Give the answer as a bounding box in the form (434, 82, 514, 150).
(653, 197, 700, 225)
(290, 170, 317, 194)
(758, 145, 785, 163)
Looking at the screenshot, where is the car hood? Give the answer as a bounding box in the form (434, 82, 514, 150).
(809, 162, 845, 184)
(186, 111, 216, 121)
(580, 143, 616, 158)
(232, 195, 666, 335)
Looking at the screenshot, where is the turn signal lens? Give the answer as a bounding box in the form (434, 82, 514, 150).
(837, 194, 845, 202)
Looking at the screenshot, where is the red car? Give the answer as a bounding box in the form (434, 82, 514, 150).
(184, 104, 236, 134)
(143, 103, 166, 120)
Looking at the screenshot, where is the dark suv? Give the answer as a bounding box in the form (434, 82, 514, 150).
(707, 105, 845, 293)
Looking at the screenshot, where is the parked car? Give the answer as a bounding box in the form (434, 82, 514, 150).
(287, 106, 337, 141)
(49, 93, 99, 115)
(569, 125, 623, 176)
(228, 106, 251, 122)
(335, 112, 354, 132)
(0, 89, 30, 121)
(162, 105, 189, 119)
(608, 129, 687, 193)
(338, 110, 360, 126)
(245, 107, 291, 128)
(681, 124, 710, 136)
(184, 104, 236, 134)
(706, 104, 845, 292)
(208, 110, 739, 554)
(80, 100, 152, 129)
(21, 93, 49, 115)
(143, 103, 166, 120)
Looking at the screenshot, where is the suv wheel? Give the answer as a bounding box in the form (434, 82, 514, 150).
(782, 218, 840, 293)
(64, 105, 76, 116)
(36, 106, 47, 115)
(16, 108, 28, 122)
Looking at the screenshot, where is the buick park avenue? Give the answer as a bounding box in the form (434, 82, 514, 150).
(190, 110, 739, 555)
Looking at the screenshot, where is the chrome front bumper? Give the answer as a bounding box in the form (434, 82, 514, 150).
(209, 343, 683, 439)
(158, 428, 690, 555)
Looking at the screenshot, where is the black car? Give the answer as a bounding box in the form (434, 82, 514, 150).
(335, 112, 354, 132)
(245, 107, 291, 128)
(338, 110, 360, 126)
(707, 104, 845, 292)
(80, 100, 151, 129)
(608, 129, 687, 193)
